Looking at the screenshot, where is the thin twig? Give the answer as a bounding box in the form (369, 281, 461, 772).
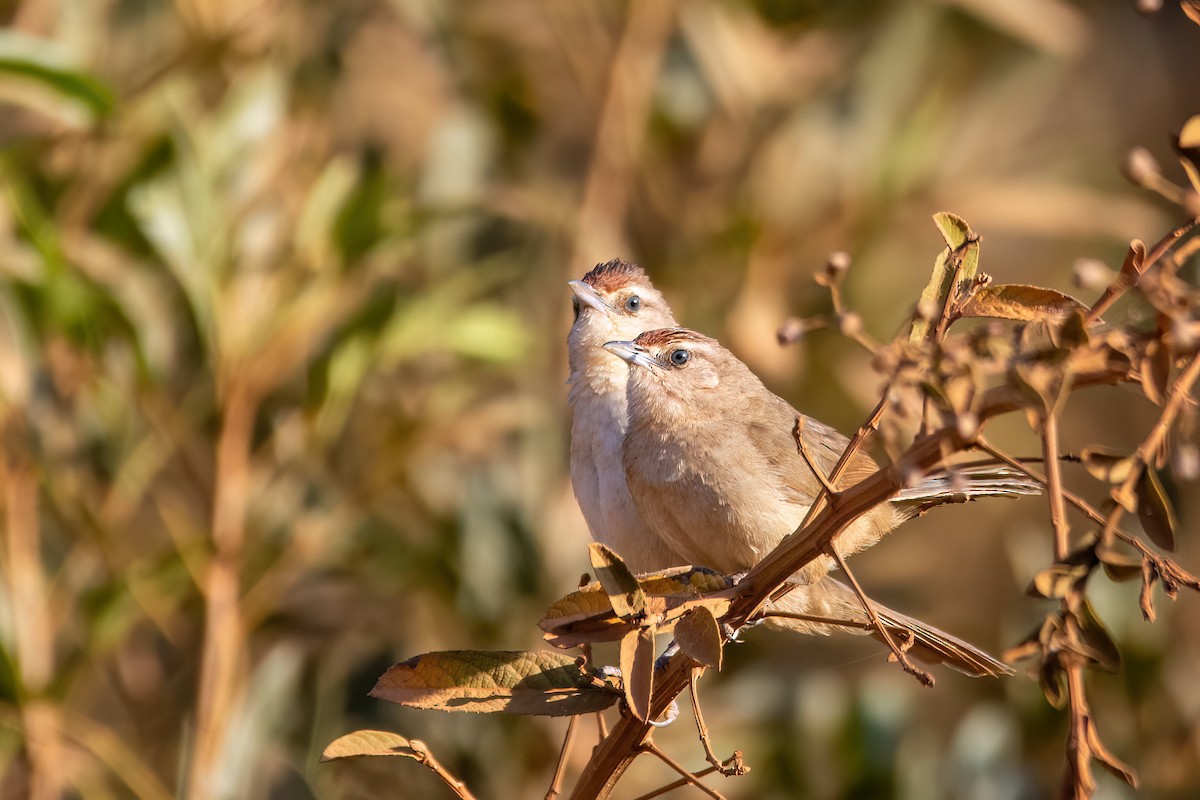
(629, 766, 722, 800)
(1042, 414, 1071, 562)
(827, 547, 934, 687)
(794, 417, 838, 495)
(688, 669, 748, 777)
(639, 741, 726, 800)
(411, 739, 479, 800)
(546, 716, 580, 800)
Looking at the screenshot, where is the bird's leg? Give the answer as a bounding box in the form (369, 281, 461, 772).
(827, 546, 935, 687)
(689, 667, 749, 777)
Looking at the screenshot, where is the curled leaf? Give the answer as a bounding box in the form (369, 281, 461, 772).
(1096, 539, 1143, 582)
(910, 212, 979, 343)
(958, 284, 1088, 322)
(1080, 447, 1137, 484)
(1028, 562, 1090, 599)
(588, 543, 647, 619)
(1137, 466, 1178, 551)
(674, 606, 724, 670)
(1039, 656, 1067, 709)
(619, 626, 656, 721)
(1074, 599, 1121, 673)
(370, 650, 620, 717)
(321, 730, 420, 762)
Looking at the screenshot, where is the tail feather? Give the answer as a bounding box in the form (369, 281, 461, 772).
(763, 578, 1012, 678)
(892, 465, 1041, 508)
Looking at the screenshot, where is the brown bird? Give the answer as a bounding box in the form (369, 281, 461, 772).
(567, 260, 687, 573)
(604, 327, 1040, 676)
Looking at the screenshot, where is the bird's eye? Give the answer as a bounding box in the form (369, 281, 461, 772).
(624, 295, 641, 313)
(669, 349, 690, 367)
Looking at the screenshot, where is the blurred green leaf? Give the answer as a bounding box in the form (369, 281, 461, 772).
(0, 31, 114, 120)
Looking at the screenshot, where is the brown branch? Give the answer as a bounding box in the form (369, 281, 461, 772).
(753, 611, 873, 631)
(639, 741, 726, 800)
(629, 765, 722, 800)
(410, 739, 479, 800)
(828, 548, 933, 686)
(546, 716, 580, 800)
(1087, 220, 1197, 323)
(688, 669, 748, 777)
(793, 417, 838, 496)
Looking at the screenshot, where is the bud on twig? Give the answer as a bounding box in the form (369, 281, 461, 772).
(1123, 147, 1161, 187)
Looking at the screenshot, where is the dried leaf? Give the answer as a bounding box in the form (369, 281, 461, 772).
(1140, 560, 1158, 622)
(370, 650, 620, 716)
(1184, 2, 1200, 27)
(1137, 465, 1178, 551)
(910, 212, 979, 343)
(1028, 562, 1089, 599)
(1039, 656, 1067, 709)
(1080, 447, 1137, 484)
(674, 607, 723, 670)
(959, 284, 1088, 322)
(588, 543, 647, 619)
(619, 626, 656, 721)
(1075, 599, 1121, 673)
(321, 730, 421, 762)
(539, 567, 736, 648)
(1096, 539, 1142, 582)
(1087, 717, 1140, 787)
(1139, 340, 1170, 406)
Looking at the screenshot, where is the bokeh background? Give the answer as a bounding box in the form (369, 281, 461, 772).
(1, 0, 1199, 798)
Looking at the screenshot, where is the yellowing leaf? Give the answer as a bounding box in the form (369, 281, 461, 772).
(320, 730, 420, 762)
(589, 543, 646, 619)
(370, 650, 620, 717)
(910, 213, 979, 343)
(958, 284, 1088, 322)
(674, 607, 723, 670)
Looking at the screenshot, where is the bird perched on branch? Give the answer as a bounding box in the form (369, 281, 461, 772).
(568, 260, 687, 572)
(570, 265, 1030, 675)
(602, 327, 1039, 670)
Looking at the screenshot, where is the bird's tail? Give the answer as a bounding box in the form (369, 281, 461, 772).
(891, 465, 1041, 511)
(761, 578, 1012, 678)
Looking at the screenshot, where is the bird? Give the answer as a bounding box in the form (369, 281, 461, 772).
(602, 326, 1040, 675)
(567, 260, 688, 573)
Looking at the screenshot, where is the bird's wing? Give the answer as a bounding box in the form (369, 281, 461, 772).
(750, 393, 880, 504)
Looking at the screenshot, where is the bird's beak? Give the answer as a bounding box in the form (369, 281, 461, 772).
(568, 280, 610, 315)
(603, 340, 657, 371)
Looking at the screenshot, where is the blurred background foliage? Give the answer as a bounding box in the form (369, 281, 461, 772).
(0, 0, 1197, 798)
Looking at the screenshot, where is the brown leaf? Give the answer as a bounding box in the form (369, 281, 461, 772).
(370, 650, 620, 716)
(674, 607, 724, 670)
(1080, 447, 1137, 484)
(320, 730, 424, 762)
(1139, 340, 1170, 406)
(1140, 560, 1158, 622)
(588, 543, 647, 619)
(1096, 539, 1143, 582)
(1075, 599, 1121, 673)
(619, 626, 656, 721)
(1137, 465, 1178, 551)
(1027, 562, 1089, 599)
(1184, 2, 1200, 27)
(959, 284, 1088, 322)
(1039, 656, 1067, 709)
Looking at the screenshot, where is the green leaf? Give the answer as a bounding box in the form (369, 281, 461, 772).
(369, 650, 620, 716)
(958, 284, 1088, 322)
(0, 31, 114, 120)
(674, 607, 723, 670)
(588, 543, 647, 619)
(320, 730, 421, 762)
(1137, 465, 1178, 551)
(910, 213, 979, 343)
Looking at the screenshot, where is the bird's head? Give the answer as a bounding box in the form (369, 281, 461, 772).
(602, 327, 729, 420)
(567, 260, 677, 356)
